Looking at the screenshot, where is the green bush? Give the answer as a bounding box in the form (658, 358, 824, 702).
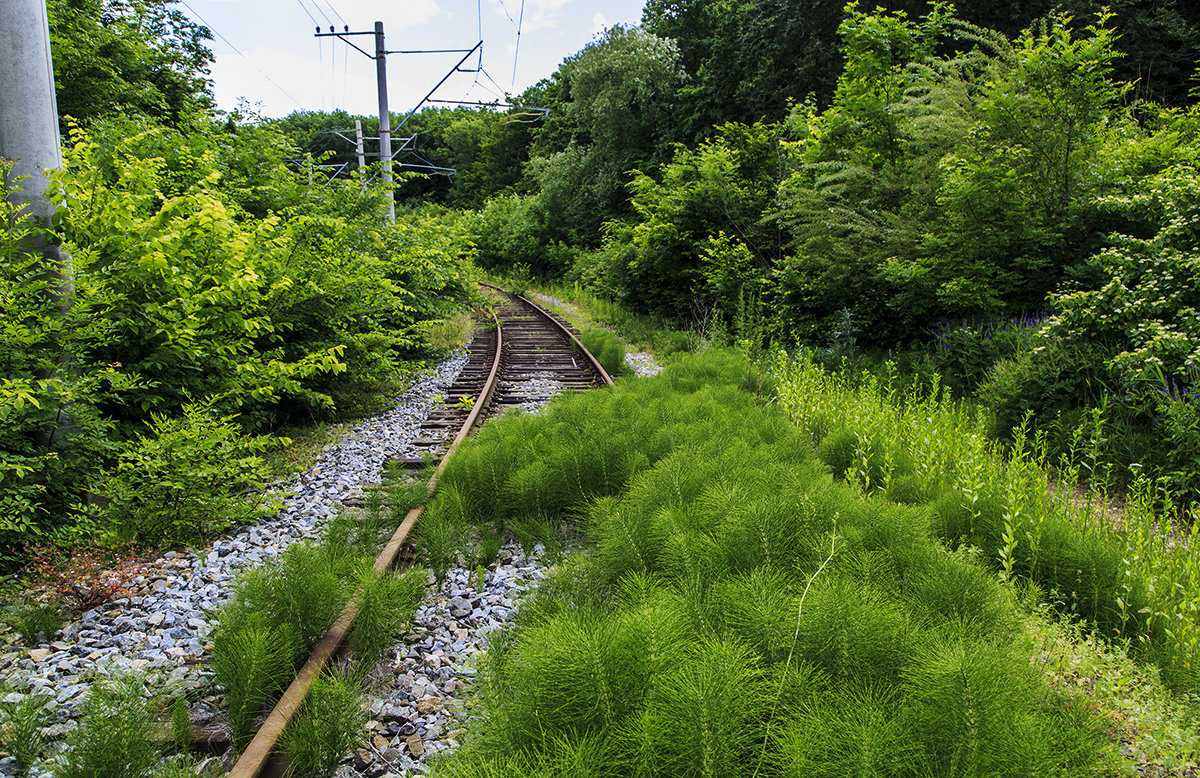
(91, 402, 276, 546)
(0, 119, 476, 567)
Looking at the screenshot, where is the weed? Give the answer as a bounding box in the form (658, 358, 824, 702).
(210, 612, 300, 748)
(170, 695, 191, 752)
(4, 599, 66, 645)
(579, 328, 625, 377)
(425, 314, 474, 352)
(53, 673, 166, 778)
(0, 688, 52, 775)
(349, 566, 427, 665)
(279, 669, 367, 777)
(421, 349, 1111, 777)
(21, 545, 146, 611)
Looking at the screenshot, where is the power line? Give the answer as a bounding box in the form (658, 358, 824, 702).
(293, 0, 319, 27)
(317, 0, 346, 26)
(494, 0, 518, 27)
(178, 1, 307, 112)
(511, 0, 526, 88)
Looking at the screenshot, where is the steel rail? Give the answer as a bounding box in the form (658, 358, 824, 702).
(479, 283, 615, 387)
(226, 285, 611, 776)
(227, 309, 504, 778)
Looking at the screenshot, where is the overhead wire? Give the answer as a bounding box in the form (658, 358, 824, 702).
(178, 0, 308, 112)
(511, 0, 525, 87)
(317, 0, 347, 26)
(293, 0, 319, 26)
(494, 0, 518, 27)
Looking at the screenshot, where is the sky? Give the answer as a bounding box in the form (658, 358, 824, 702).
(181, 0, 648, 119)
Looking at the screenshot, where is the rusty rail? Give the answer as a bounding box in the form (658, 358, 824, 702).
(227, 285, 611, 776)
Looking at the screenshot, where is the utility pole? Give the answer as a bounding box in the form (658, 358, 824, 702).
(354, 119, 366, 170)
(316, 22, 395, 223)
(315, 23, 481, 225)
(0, 0, 71, 297)
(374, 22, 394, 223)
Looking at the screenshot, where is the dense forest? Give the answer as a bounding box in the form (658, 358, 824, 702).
(4, 0, 1200, 571)
(384, 0, 1200, 509)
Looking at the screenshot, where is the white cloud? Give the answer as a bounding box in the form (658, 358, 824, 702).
(590, 11, 608, 35)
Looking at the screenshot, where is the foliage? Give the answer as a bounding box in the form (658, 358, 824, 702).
(0, 114, 473, 565)
(53, 672, 169, 778)
(48, 0, 214, 127)
(425, 349, 1112, 776)
(769, 349, 1200, 695)
(579, 329, 625, 377)
(927, 314, 1048, 395)
(21, 544, 146, 611)
(278, 670, 368, 777)
(349, 565, 428, 665)
(90, 402, 276, 545)
(210, 612, 300, 748)
(0, 688, 52, 776)
(3, 599, 66, 645)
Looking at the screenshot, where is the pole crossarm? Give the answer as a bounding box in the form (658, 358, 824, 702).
(387, 48, 478, 54)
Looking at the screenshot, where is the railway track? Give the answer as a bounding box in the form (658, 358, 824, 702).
(226, 287, 613, 778)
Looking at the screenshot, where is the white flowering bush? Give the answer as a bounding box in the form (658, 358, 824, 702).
(985, 118, 1200, 498)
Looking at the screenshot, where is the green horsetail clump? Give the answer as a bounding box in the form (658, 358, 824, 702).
(770, 351, 1200, 693)
(211, 491, 430, 752)
(579, 328, 626, 377)
(422, 349, 1115, 777)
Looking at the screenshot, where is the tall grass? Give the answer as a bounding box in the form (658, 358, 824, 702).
(53, 673, 168, 778)
(279, 668, 367, 776)
(425, 349, 1114, 777)
(579, 328, 626, 376)
(772, 349, 1200, 692)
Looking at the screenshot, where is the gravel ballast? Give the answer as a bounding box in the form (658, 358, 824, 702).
(1, 332, 661, 777)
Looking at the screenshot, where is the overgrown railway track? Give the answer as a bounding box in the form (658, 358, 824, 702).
(226, 286, 613, 777)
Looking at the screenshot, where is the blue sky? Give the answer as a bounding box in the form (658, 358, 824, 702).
(182, 0, 647, 118)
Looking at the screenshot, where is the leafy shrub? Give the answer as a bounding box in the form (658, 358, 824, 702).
(928, 314, 1048, 395)
(90, 403, 276, 546)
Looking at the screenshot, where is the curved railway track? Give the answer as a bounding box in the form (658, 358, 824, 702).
(227, 287, 613, 778)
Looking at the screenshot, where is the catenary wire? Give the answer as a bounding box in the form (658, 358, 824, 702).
(178, 0, 308, 112)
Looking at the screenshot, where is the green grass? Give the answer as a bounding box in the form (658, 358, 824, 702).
(211, 487, 431, 751)
(53, 673, 169, 778)
(772, 349, 1200, 695)
(423, 349, 1119, 777)
(579, 328, 626, 377)
(0, 688, 51, 776)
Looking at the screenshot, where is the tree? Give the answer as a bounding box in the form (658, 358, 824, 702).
(527, 25, 685, 246)
(48, 0, 214, 127)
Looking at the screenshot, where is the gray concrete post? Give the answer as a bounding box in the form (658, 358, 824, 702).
(0, 0, 64, 231)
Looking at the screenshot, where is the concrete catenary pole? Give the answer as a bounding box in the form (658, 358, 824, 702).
(0, 0, 71, 289)
(354, 118, 366, 170)
(375, 21, 395, 223)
